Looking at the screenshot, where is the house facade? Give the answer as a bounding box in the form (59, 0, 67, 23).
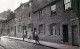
(14, 0, 33, 38)
(0, 0, 80, 46)
(32, 0, 80, 46)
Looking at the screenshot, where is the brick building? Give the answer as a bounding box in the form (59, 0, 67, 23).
(0, 0, 80, 46)
(1, 11, 15, 36)
(32, 0, 80, 46)
(14, 0, 33, 38)
(0, 10, 12, 35)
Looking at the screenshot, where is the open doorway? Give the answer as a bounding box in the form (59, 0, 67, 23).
(33, 28, 36, 39)
(63, 25, 68, 42)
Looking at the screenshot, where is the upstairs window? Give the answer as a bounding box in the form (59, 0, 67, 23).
(51, 4, 56, 14)
(21, 13, 24, 21)
(22, 5, 24, 9)
(39, 10, 43, 20)
(29, 13, 31, 17)
(28, 2, 32, 7)
(39, 10, 43, 15)
(64, 0, 71, 10)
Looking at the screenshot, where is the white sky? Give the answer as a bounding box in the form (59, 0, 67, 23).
(0, 0, 29, 13)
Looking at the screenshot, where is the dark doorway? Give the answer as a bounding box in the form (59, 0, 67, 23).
(7, 29, 10, 36)
(14, 26, 16, 37)
(72, 25, 78, 46)
(33, 28, 36, 39)
(63, 25, 68, 42)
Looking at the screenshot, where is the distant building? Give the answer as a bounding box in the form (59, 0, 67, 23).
(14, 0, 33, 38)
(1, 11, 15, 36)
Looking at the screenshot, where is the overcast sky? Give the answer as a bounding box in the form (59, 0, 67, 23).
(0, 0, 29, 13)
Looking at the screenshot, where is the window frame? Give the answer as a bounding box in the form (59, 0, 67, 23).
(51, 4, 56, 14)
(29, 13, 31, 17)
(39, 9, 43, 20)
(64, 0, 71, 10)
(50, 24, 56, 35)
(28, 2, 32, 7)
(39, 24, 43, 34)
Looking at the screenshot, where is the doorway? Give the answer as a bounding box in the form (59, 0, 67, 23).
(33, 28, 36, 39)
(72, 25, 78, 46)
(63, 25, 68, 42)
(14, 26, 16, 37)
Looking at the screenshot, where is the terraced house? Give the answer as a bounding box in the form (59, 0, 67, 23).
(32, 0, 80, 46)
(0, 0, 80, 46)
(14, 0, 33, 38)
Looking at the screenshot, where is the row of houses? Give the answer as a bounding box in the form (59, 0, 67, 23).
(0, 0, 80, 46)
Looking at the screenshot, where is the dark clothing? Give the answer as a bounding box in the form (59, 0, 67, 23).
(35, 35, 40, 44)
(35, 35, 39, 41)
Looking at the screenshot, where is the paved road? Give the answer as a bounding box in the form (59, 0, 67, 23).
(0, 37, 55, 49)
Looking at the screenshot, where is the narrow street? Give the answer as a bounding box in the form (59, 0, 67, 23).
(0, 37, 55, 49)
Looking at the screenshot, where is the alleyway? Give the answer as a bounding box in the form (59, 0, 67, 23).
(0, 37, 55, 49)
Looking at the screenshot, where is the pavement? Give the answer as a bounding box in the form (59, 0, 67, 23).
(2, 36, 80, 49)
(0, 46, 4, 49)
(0, 45, 5, 49)
(0, 37, 54, 49)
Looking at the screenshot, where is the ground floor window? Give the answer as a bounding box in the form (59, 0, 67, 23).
(39, 24, 43, 34)
(28, 24, 31, 31)
(50, 24, 56, 35)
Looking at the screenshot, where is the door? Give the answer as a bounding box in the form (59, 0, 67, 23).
(72, 25, 78, 46)
(33, 28, 36, 39)
(63, 25, 68, 42)
(14, 26, 16, 37)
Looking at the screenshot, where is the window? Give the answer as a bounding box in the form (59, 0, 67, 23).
(64, 0, 71, 10)
(39, 10, 43, 20)
(50, 24, 56, 35)
(28, 24, 31, 31)
(29, 13, 31, 17)
(28, 2, 31, 7)
(22, 5, 24, 9)
(51, 4, 56, 14)
(21, 13, 24, 20)
(39, 10, 43, 15)
(39, 24, 43, 34)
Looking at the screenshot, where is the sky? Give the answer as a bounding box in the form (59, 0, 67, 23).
(0, 0, 29, 13)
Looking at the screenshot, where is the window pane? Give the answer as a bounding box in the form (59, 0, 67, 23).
(39, 25, 43, 33)
(64, 0, 71, 4)
(50, 24, 56, 35)
(51, 5, 56, 11)
(29, 3, 31, 7)
(65, 3, 71, 9)
(51, 4, 56, 13)
(22, 5, 24, 9)
(52, 26, 56, 34)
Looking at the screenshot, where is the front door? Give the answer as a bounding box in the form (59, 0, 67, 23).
(72, 25, 78, 46)
(63, 25, 68, 42)
(33, 28, 36, 39)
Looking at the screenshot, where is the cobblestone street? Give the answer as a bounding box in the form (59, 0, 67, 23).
(0, 37, 55, 49)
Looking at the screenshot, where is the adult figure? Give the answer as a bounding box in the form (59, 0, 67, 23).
(35, 31, 40, 44)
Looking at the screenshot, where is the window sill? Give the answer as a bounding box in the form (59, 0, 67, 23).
(50, 12, 57, 17)
(64, 8, 72, 12)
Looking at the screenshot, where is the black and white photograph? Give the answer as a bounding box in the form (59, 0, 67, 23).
(0, 0, 80, 49)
